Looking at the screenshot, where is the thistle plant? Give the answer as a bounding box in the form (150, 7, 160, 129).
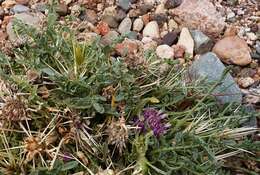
(0, 10, 259, 175)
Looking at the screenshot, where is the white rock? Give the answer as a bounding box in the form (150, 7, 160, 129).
(143, 21, 160, 39)
(177, 27, 194, 57)
(118, 17, 132, 34)
(141, 36, 153, 44)
(246, 32, 257, 41)
(160, 31, 168, 38)
(65, 0, 73, 5)
(168, 19, 178, 31)
(155, 4, 166, 14)
(144, 0, 156, 6)
(227, 12, 235, 20)
(133, 18, 144, 32)
(238, 77, 255, 88)
(156, 44, 174, 59)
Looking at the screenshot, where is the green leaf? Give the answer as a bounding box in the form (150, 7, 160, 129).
(61, 161, 79, 171)
(74, 44, 85, 66)
(93, 103, 105, 114)
(41, 68, 56, 76)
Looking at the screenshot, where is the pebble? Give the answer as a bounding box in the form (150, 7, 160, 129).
(144, 0, 155, 6)
(2, 0, 16, 9)
(173, 45, 185, 58)
(246, 32, 257, 41)
(143, 21, 160, 38)
(32, 3, 47, 13)
(141, 36, 153, 44)
(165, 0, 183, 9)
(71, 4, 81, 17)
(171, 0, 226, 38)
(156, 44, 174, 59)
(15, 0, 29, 5)
(64, 0, 73, 5)
(189, 52, 242, 104)
(115, 38, 139, 56)
(115, 9, 127, 22)
(82, 32, 98, 43)
(133, 18, 144, 32)
(56, 3, 68, 16)
(213, 36, 252, 66)
(152, 13, 167, 26)
(126, 31, 138, 40)
(227, 12, 236, 20)
(142, 14, 150, 25)
(155, 4, 166, 14)
(11, 4, 29, 14)
(85, 9, 98, 24)
(96, 21, 110, 36)
(118, 17, 132, 34)
(0, 7, 4, 19)
(139, 4, 153, 15)
(0, 30, 7, 40)
(102, 15, 118, 28)
(238, 77, 255, 88)
(226, 0, 238, 6)
(6, 13, 42, 42)
(102, 6, 117, 18)
(190, 30, 214, 54)
(162, 32, 178, 46)
(168, 19, 178, 31)
(177, 27, 194, 57)
(101, 30, 119, 46)
(224, 25, 237, 37)
(118, 0, 131, 11)
(256, 41, 260, 55)
(128, 9, 141, 18)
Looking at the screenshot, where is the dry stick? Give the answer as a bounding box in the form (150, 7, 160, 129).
(70, 154, 95, 175)
(50, 138, 64, 170)
(19, 122, 31, 137)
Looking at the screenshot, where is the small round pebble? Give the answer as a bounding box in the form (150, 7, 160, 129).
(118, 17, 132, 34)
(238, 77, 255, 88)
(156, 44, 174, 59)
(143, 21, 160, 38)
(133, 18, 144, 32)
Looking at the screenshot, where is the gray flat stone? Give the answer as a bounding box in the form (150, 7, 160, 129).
(6, 13, 42, 42)
(11, 4, 29, 14)
(190, 30, 214, 54)
(189, 52, 242, 104)
(118, 0, 131, 11)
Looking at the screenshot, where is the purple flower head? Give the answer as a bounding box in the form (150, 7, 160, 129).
(62, 152, 73, 162)
(135, 108, 170, 137)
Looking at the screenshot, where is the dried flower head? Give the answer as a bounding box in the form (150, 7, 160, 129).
(0, 78, 12, 100)
(102, 85, 115, 101)
(96, 168, 116, 175)
(24, 136, 45, 163)
(106, 117, 129, 154)
(135, 108, 170, 137)
(1, 97, 27, 121)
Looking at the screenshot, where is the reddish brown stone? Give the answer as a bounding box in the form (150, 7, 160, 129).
(96, 21, 110, 36)
(15, 0, 29, 5)
(0, 30, 8, 40)
(172, 45, 185, 58)
(213, 36, 252, 66)
(115, 39, 139, 56)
